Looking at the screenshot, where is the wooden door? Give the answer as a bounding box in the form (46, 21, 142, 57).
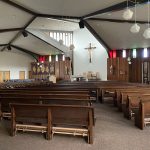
(28, 71, 32, 79)
(19, 71, 25, 79)
(0, 71, 3, 82)
(4, 71, 10, 81)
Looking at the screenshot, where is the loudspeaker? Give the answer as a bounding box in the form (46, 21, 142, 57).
(7, 45, 11, 50)
(22, 31, 28, 37)
(79, 20, 84, 28)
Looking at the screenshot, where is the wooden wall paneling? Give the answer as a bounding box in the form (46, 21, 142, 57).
(49, 62, 55, 75)
(107, 58, 129, 82)
(0, 71, 3, 82)
(107, 58, 111, 80)
(59, 61, 65, 80)
(64, 59, 71, 80)
(118, 58, 129, 82)
(112, 58, 119, 80)
(55, 61, 60, 80)
(129, 58, 142, 83)
(107, 58, 119, 81)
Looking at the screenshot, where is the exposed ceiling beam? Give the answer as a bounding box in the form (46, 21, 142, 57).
(1, 16, 37, 52)
(0, 28, 23, 33)
(82, 0, 148, 19)
(24, 15, 37, 29)
(8, 16, 37, 45)
(83, 20, 110, 56)
(37, 14, 81, 20)
(0, 44, 8, 46)
(11, 45, 39, 60)
(26, 30, 64, 53)
(89, 18, 148, 24)
(1, 0, 36, 15)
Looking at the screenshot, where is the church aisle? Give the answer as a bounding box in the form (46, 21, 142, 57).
(0, 103, 150, 150)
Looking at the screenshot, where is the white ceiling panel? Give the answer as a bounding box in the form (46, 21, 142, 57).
(87, 20, 150, 50)
(12, 32, 62, 55)
(28, 17, 79, 31)
(11, 0, 125, 16)
(0, 46, 5, 51)
(94, 4, 149, 22)
(0, 1, 33, 29)
(0, 31, 19, 44)
(0, 0, 148, 55)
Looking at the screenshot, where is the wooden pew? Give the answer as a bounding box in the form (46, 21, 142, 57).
(123, 94, 150, 119)
(0, 88, 97, 101)
(100, 85, 138, 104)
(134, 100, 150, 130)
(117, 89, 150, 111)
(14, 85, 99, 102)
(0, 97, 91, 119)
(0, 93, 90, 99)
(10, 103, 94, 144)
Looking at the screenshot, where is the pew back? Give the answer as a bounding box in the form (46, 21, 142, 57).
(10, 103, 94, 144)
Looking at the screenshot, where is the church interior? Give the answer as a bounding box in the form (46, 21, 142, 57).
(0, 0, 150, 150)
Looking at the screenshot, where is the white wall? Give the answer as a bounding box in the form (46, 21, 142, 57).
(73, 27, 108, 80)
(0, 51, 34, 79)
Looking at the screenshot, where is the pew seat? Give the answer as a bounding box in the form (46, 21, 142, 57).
(135, 100, 150, 130)
(10, 103, 94, 144)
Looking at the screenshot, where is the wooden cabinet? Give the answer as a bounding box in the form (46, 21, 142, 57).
(107, 58, 143, 83)
(107, 58, 129, 82)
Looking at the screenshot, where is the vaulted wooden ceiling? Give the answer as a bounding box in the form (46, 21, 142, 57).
(0, 0, 149, 58)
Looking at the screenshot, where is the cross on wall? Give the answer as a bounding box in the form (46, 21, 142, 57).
(85, 43, 96, 63)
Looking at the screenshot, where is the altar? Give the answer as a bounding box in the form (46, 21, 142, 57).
(71, 75, 85, 81)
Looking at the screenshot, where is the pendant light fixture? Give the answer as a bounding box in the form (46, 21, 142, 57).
(143, 0, 150, 39)
(69, 44, 75, 50)
(123, 0, 133, 20)
(130, 0, 140, 33)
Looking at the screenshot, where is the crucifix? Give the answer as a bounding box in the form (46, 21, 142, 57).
(85, 43, 96, 63)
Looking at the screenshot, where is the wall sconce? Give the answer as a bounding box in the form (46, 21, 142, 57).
(127, 57, 132, 64)
(110, 65, 115, 75)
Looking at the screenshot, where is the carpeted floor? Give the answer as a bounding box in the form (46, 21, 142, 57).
(0, 103, 150, 150)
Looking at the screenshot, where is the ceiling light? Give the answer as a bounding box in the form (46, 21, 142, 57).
(69, 44, 75, 50)
(130, 23, 140, 33)
(123, 9, 133, 20)
(130, 0, 140, 33)
(143, 0, 150, 39)
(59, 39, 63, 45)
(143, 28, 150, 39)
